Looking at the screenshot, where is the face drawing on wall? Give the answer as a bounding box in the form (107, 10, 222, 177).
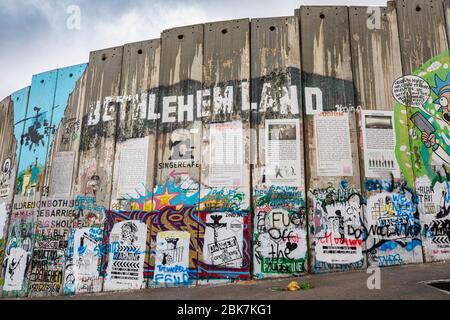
(86, 174, 101, 196)
(64, 264, 75, 289)
(418, 74, 450, 166)
(0, 158, 12, 191)
(169, 129, 195, 161)
(120, 222, 138, 246)
(2, 158, 11, 175)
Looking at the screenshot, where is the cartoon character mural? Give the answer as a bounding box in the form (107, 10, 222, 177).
(420, 74, 450, 166)
(394, 50, 450, 262)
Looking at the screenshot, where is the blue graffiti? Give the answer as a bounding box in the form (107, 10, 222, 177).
(378, 239, 422, 252)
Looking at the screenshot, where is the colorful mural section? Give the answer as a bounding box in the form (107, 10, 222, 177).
(1, 64, 87, 297)
(124, 178, 252, 286)
(15, 65, 86, 198)
(394, 50, 450, 262)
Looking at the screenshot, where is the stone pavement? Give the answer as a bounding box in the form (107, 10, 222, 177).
(18, 261, 450, 300)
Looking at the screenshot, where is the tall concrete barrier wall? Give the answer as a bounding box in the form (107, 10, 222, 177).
(0, 0, 449, 297)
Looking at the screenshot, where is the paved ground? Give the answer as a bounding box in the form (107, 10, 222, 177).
(16, 262, 450, 300)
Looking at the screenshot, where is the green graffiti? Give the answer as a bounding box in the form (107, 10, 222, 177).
(395, 50, 450, 187)
(261, 258, 304, 274)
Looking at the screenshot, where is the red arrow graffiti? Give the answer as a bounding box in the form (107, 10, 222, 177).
(169, 170, 189, 179)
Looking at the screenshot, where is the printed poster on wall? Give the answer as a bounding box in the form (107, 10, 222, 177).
(29, 199, 78, 295)
(154, 231, 190, 286)
(264, 119, 302, 186)
(104, 220, 148, 291)
(314, 201, 364, 264)
(314, 112, 353, 177)
(3, 247, 30, 291)
(49, 151, 75, 198)
(64, 227, 103, 295)
(361, 110, 400, 178)
(202, 213, 244, 268)
(209, 122, 243, 187)
(116, 137, 149, 199)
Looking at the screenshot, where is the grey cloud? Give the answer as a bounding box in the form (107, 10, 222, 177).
(0, 0, 387, 100)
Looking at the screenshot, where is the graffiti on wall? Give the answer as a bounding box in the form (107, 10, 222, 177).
(309, 182, 365, 272)
(64, 227, 103, 295)
(154, 230, 190, 286)
(15, 65, 87, 198)
(198, 211, 251, 280)
(149, 206, 199, 287)
(63, 196, 106, 295)
(16, 106, 53, 197)
(363, 180, 422, 267)
(394, 50, 450, 262)
(2, 201, 35, 295)
(103, 219, 148, 291)
(0, 203, 9, 286)
(253, 187, 307, 278)
(28, 200, 78, 296)
(125, 176, 252, 283)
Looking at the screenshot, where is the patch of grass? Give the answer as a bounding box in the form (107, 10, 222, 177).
(300, 283, 314, 290)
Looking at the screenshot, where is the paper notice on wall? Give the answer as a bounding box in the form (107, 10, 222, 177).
(49, 151, 75, 198)
(154, 231, 190, 286)
(3, 247, 30, 291)
(202, 213, 244, 268)
(314, 112, 353, 177)
(71, 227, 103, 294)
(117, 137, 149, 199)
(361, 111, 401, 178)
(264, 119, 302, 186)
(209, 122, 243, 187)
(104, 220, 148, 291)
(314, 201, 364, 264)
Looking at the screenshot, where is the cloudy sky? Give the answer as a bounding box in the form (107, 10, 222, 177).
(0, 0, 387, 100)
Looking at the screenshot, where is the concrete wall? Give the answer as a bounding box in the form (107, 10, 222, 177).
(0, 0, 449, 297)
